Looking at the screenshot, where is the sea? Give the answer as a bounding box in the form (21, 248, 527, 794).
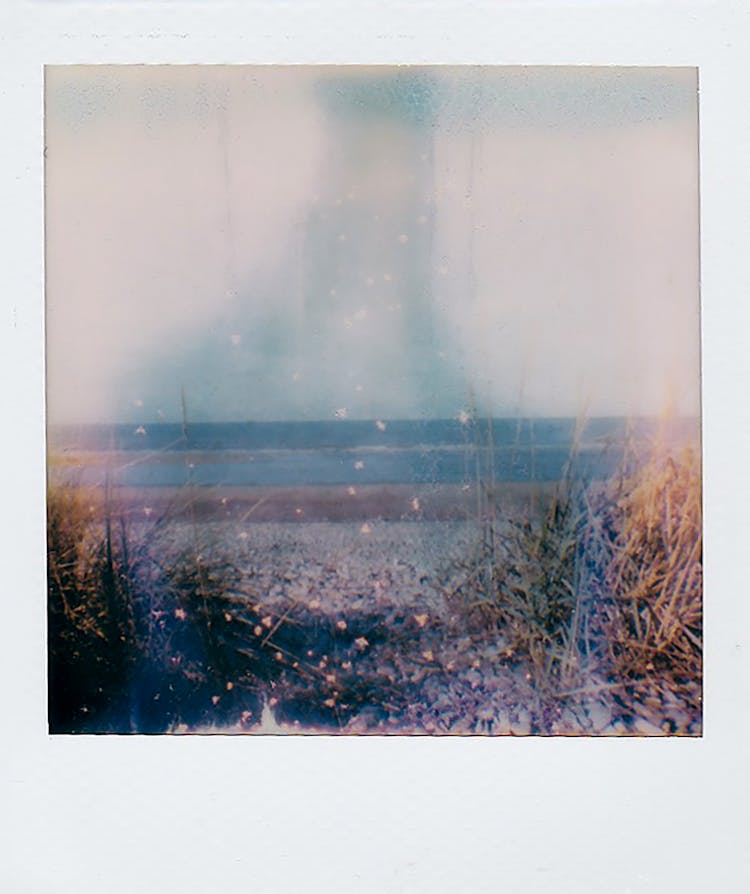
(47, 417, 700, 490)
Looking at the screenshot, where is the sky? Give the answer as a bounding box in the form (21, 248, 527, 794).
(45, 65, 700, 424)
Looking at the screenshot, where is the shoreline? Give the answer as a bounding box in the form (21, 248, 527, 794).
(50, 481, 557, 522)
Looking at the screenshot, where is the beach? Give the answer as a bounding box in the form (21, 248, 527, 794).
(108, 499, 697, 737)
(46, 422, 702, 737)
(65, 479, 555, 523)
(125, 511, 546, 735)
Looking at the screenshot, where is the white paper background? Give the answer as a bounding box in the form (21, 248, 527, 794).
(1, 2, 748, 891)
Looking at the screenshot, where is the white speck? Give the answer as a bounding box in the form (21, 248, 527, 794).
(143, 506, 153, 517)
(344, 318, 353, 329)
(134, 425, 146, 435)
(230, 333, 241, 347)
(360, 523, 372, 535)
(354, 636, 369, 650)
(411, 497, 420, 512)
(335, 407, 348, 420)
(238, 531, 249, 540)
(375, 420, 387, 431)
(355, 384, 364, 393)
(133, 398, 143, 408)
(220, 497, 228, 505)
(458, 409, 470, 426)
(354, 460, 365, 470)
(398, 233, 409, 244)
(295, 508, 303, 515)
(347, 486, 357, 496)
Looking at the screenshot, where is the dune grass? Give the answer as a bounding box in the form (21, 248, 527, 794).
(585, 444, 702, 711)
(46, 480, 407, 732)
(449, 415, 703, 730)
(46, 482, 269, 732)
(47, 484, 137, 731)
(47, 413, 702, 734)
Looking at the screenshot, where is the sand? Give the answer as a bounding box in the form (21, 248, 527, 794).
(56, 481, 700, 736)
(61, 480, 556, 523)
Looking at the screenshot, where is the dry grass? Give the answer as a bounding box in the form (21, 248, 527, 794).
(47, 484, 137, 731)
(46, 482, 264, 731)
(47, 479, 346, 732)
(47, 415, 702, 734)
(452, 418, 703, 729)
(484, 481, 582, 694)
(585, 445, 702, 710)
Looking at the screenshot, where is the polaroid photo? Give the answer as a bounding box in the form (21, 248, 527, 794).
(45, 64, 701, 737)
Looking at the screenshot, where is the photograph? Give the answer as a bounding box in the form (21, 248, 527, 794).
(45, 64, 702, 736)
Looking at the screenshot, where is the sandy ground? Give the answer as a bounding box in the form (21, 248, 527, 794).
(135, 513, 700, 737)
(59, 480, 555, 523)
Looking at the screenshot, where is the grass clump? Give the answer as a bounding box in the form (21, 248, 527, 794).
(452, 421, 703, 732)
(482, 481, 582, 695)
(587, 446, 702, 713)
(47, 485, 137, 731)
(47, 485, 270, 732)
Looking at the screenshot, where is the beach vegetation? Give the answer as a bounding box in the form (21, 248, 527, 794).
(448, 412, 702, 733)
(46, 412, 702, 735)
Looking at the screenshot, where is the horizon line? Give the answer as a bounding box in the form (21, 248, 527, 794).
(47, 413, 701, 427)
